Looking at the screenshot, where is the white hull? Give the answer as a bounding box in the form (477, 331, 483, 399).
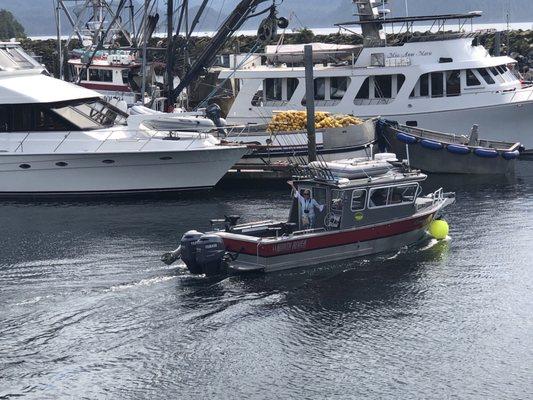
(0, 147, 246, 195)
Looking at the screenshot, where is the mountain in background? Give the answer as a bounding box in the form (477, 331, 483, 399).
(0, 0, 532, 37)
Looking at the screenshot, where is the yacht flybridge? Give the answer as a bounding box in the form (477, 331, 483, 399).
(217, 0, 533, 149)
(0, 42, 247, 196)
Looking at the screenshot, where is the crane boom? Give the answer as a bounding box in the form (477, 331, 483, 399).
(172, 0, 269, 100)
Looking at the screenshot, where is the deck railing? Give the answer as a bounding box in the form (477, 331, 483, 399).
(2, 129, 213, 153)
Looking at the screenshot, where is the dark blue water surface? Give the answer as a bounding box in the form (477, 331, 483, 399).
(1, 166, 532, 399)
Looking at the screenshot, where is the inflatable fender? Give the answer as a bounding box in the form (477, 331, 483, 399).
(396, 131, 417, 144)
(420, 139, 444, 150)
(473, 148, 498, 158)
(501, 150, 520, 160)
(446, 144, 470, 155)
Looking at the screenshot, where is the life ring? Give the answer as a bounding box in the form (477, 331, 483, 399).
(501, 150, 520, 160)
(396, 131, 417, 144)
(446, 144, 470, 155)
(473, 148, 498, 158)
(420, 139, 444, 150)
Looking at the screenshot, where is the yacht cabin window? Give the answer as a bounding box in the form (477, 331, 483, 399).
(51, 99, 127, 128)
(420, 74, 429, 96)
(477, 68, 495, 84)
(0, 99, 127, 132)
(256, 78, 299, 105)
(0, 104, 71, 132)
(445, 70, 461, 96)
(330, 77, 350, 100)
(314, 78, 326, 100)
(287, 78, 299, 100)
(374, 75, 392, 98)
(265, 78, 282, 101)
(431, 72, 444, 97)
(354, 75, 405, 105)
(466, 69, 481, 86)
(355, 78, 370, 99)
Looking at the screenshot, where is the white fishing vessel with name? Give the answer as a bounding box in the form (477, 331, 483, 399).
(216, 1, 533, 149)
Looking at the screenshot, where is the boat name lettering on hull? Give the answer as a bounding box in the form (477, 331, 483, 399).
(273, 240, 307, 254)
(387, 51, 432, 58)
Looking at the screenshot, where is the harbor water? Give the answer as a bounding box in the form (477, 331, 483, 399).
(1, 167, 532, 399)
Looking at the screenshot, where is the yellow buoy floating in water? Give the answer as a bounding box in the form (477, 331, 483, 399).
(429, 219, 449, 240)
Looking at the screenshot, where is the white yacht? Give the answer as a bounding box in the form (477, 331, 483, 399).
(217, 1, 533, 149)
(0, 42, 247, 196)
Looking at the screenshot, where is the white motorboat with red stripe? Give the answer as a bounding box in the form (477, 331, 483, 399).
(161, 155, 455, 275)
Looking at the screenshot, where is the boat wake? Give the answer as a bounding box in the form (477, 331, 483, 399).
(419, 236, 451, 251)
(107, 275, 177, 292)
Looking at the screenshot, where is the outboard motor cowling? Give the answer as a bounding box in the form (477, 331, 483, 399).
(205, 103, 227, 137)
(180, 230, 204, 274)
(195, 234, 227, 276)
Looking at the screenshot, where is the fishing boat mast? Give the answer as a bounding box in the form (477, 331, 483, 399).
(166, 0, 174, 109)
(171, 0, 275, 100)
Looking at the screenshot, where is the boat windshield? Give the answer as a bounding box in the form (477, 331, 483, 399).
(0, 98, 128, 132)
(0, 46, 41, 71)
(50, 98, 128, 130)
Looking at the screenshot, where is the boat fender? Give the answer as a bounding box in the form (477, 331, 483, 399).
(396, 131, 417, 145)
(473, 148, 498, 158)
(429, 219, 449, 240)
(446, 144, 470, 155)
(420, 139, 444, 150)
(501, 150, 520, 160)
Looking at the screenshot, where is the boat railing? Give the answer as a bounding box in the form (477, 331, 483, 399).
(6, 129, 214, 153)
(430, 188, 444, 205)
(354, 98, 393, 106)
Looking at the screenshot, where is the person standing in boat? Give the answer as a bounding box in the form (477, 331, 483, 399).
(289, 181, 324, 229)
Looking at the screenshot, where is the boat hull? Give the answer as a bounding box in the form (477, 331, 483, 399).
(229, 122, 376, 165)
(224, 212, 436, 273)
(227, 98, 533, 150)
(0, 147, 246, 195)
(380, 127, 517, 175)
(383, 100, 533, 150)
(236, 143, 372, 165)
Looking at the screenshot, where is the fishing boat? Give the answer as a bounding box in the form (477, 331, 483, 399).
(130, 105, 377, 166)
(224, 115, 377, 166)
(161, 156, 455, 275)
(214, 0, 533, 149)
(377, 119, 524, 174)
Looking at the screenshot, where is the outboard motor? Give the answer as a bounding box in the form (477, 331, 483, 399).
(195, 234, 227, 276)
(179, 230, 204, 274)
(205, 103, 227, 137)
